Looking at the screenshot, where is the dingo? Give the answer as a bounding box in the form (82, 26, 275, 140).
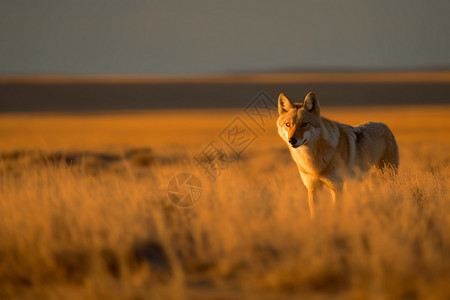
(277, 92, 399, 218)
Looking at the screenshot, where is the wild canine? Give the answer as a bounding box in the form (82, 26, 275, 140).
(277, 92, 399, 218)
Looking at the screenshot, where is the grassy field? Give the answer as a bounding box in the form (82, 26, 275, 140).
(0, 105, 449, 299)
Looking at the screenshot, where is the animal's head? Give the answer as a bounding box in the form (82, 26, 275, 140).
(277, 92, 321, 148)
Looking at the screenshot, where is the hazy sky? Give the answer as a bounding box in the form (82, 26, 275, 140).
(1, 1, 450, 75)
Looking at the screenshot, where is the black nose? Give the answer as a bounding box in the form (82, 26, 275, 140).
(289, 138, 297, 146)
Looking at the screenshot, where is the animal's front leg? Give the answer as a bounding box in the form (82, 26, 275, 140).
(331, 186, 344, 211)
(322, 171, 343, 208)
(308, 189, 316, 219)
(329, 189, 336, 207)
(300, 171, 321, 220)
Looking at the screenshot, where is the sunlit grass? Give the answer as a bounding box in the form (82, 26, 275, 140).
(0, 106, 449, 299)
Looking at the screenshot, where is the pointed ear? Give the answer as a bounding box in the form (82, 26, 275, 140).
(303, 92, 320, 115)
(278, 93, 294, 115)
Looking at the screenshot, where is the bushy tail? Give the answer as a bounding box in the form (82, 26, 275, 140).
(378, 127, 399, 173)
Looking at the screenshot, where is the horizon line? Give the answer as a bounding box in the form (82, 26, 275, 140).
(1, 71, 450, 84)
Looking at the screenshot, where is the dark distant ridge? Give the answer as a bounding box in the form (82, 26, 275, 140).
(1, 72, 450, 112)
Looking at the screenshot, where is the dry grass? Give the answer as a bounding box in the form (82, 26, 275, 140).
(0, 105, 449, 299)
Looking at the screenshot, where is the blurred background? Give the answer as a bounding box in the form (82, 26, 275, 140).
(1, 0, 450, 111)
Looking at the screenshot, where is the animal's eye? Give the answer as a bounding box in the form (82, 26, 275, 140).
(302, 122, 308, 127)
(285, 122, 291, 127)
